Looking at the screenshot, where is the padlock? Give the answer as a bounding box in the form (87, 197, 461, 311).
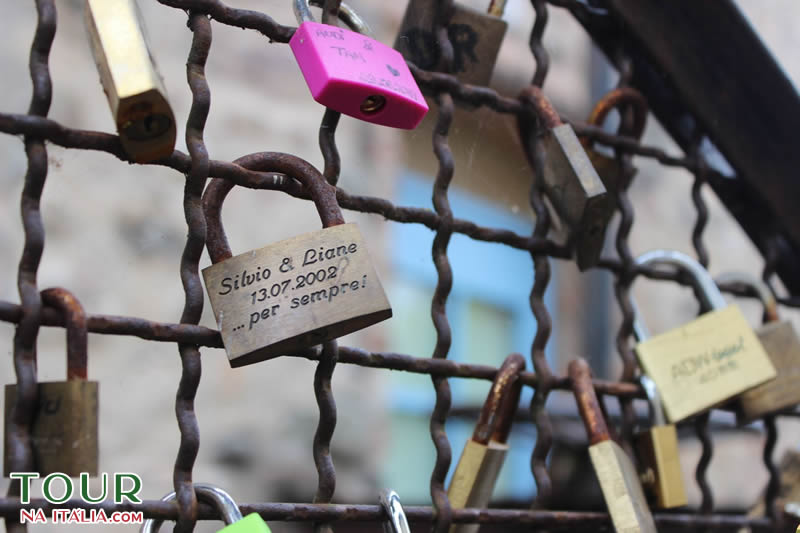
(517, 86, 612, 270)
(713, 272, 800, 424)
(581, 88, 648, 202)
(447, 353, 524, 533)
(201, 153, 392, 367)
(85, 0, 176, 163)
(569, 357, 657, 533)
(3, 288, 98, 477)
(379, 489, 411, 533)
(141, 483, 271, 532)
(394, 0, 507, 89)
(289, 0, 428, 129)
(631, 249, 776, 423)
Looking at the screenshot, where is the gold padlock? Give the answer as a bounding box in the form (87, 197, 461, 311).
(4, 288, 98, 477)
(447, 353, 524, 533)
(517, 86, 612, 270)
(202, 153, 392, 367)
(632, 250, 776, 423)
(713, 272, 800, 424)
(569, 357, 657, 533)
(85, 0, 176, 163)
(394, 0, 507, 89)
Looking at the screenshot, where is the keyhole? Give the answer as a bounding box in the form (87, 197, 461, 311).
(360, 95, 386, 115)
(122, 113, 172, 141)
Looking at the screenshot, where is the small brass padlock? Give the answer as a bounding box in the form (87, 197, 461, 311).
(569, 358, 657, 533)
(447, 353, 524, 533)
(517, 86, 612, 270)
(714, 272, 800, 424)
(632, 250, 776, 423)
(85, 0, 176, 163)
(394, 0, 507, 89)
(202, 153, 392, 367)
(4, 288, 98, 477)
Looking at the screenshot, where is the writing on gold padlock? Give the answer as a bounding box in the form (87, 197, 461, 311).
(202, 153, 392, 367)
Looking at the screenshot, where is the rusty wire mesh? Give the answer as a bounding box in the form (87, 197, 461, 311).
(0, 0, 795, 531)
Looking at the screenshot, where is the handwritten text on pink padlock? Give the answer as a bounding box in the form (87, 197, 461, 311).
(290, 21, 428, 129)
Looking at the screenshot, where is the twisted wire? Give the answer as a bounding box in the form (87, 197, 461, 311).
(312, 341, 339, 533)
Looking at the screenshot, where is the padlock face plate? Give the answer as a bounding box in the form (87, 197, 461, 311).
(635, 305, 776, 423)
(203, 223, 392, 367)
(85, 0, 176, 163)
(737, 321, 800, 422)
(4, 382, 99, 477)
(394, 0, 508, 88)
(447, 440, 508, 533)
(447, 439, 489, 509)
(290, 22, 428, 129)
(635, 425, 687, 508)
(589, 440, 657, 533)
(219, 512, 272, 532)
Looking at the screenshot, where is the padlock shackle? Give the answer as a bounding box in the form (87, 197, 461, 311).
(518, 85, 562, 130)
(203, 152, 346, 264)
(472, 353, 525, 445)
(487, 0, 506, 16)
(40, 287, 88, 381)
(715, 272, 779, 323)
(584, 87, 648, 147)
(294, 0, 373, 37)
(569, 358, 611, 446)
(379, 489, 410, 533)
(639, 375, 666, 427)
(140, 483, 244, 532)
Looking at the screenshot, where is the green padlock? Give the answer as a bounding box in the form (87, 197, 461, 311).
(140, 484, 270, 532)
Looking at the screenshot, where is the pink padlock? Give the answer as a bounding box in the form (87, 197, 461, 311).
(290, 0, 428, 129)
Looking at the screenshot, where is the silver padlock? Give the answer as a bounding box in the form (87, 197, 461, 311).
(379, 489, 411, 533)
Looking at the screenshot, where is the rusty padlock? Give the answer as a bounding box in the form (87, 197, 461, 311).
(85, 0, 176, 163)
(394, 0, 508, 89)
(581, 88, 648, 202)
(202, 153, 392, 367)
(447, 353, 524, 533)
(713, 272, 800, 424)
(631, 250, 776, 423)
(4, 288, 98, 477)
(517, 86, 612, 270)
(569, 357, 657, 533)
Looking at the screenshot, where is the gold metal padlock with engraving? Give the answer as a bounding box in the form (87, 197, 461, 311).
(632, 250, 776, 423)
(447, 353, 524, 533)
(517, 86, 612, 270)
(394, 0, 507, 89)
(202, 153, 392, 367)
(4, 288, 98, 477)
(569, 357, 657, 533)
(85, 0, 176, 163)
(714, 272, 800, 424)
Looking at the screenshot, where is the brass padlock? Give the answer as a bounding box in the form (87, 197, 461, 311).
(447, 353, 524, 533)
(632, 249, 776, 422)
(4, 288, 98, 477)
(569, 357, 657, 533)
(581, 88, 648, 203)
(202, 153, 392, 367)
(394, 0, 507, 88)
(85, 0, 177, 163)
(517, 86, 612, 270)
(714, 272, 800, 424)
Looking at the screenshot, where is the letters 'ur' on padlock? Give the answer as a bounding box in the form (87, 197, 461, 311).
(631, 250, 776, 423)
(394, 0, 507, 89)
(517, 86, 612, 270)
(289, 0, 428, 129)
(141, 483, 271, 532)
(713, 272, 800, 424)
(202, 153, 392, 367)
(4, 288, 98, 477)
(85, 0, 176, 163)
(580, 88, 648, 205)
(569, 358, 657, 533)
(447, 353, 524, 533)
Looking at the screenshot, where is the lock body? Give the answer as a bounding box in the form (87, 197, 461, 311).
(736, 321, 800, 423)
(290, 21, 428, 129)
(219, 513, 272, 532)
(85, 0, 176, 163)
(4, 381, 99, 477)
(586, 150, 637, 210)
(635, 424, 687, 508)
(448, 440, 507, 533)
(635, 305, 776, 422)
(203, 223, 392, 367)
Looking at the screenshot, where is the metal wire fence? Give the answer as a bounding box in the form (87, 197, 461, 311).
(0, 0, 796, 531)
